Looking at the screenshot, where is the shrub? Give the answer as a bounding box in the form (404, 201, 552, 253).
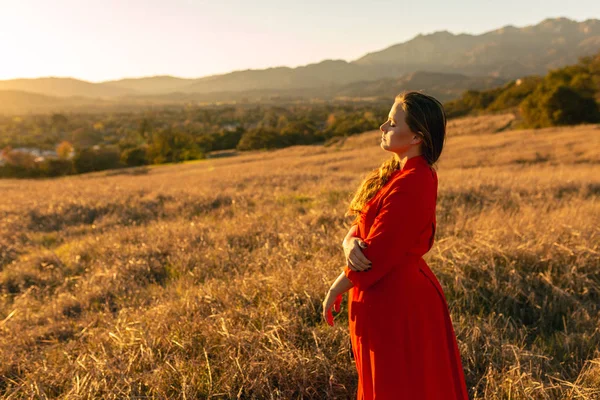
(211, 127, 244, 151)
(521, 84, 600, 128)
(146, 128, 204, 164)
(39, 158, 74, 176)
(121, 146, 149, 167)
(73, 146, 123, 173)
(487, 77, 543, 111)
(236, 127, 282, 151)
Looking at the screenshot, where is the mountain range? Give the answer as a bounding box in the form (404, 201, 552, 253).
(1, 17, 599, 113)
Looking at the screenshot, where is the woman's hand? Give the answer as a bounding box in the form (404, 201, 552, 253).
(322, 290, 343, 327)
(343, 237, 372, 272)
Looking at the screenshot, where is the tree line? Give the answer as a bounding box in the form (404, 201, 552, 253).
(1, 51, 598, 178)
(0, 102, 386, 178)
(444, 51, 600, 127)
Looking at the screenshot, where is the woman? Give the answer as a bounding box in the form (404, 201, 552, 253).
(322, 91, 469, 399)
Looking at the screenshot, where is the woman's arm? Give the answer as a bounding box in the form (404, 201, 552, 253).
(342, 223, 359, 246)
(323, 270, 354, 326)
(327, 222, 361, 301)
(328, 270, 354, 296)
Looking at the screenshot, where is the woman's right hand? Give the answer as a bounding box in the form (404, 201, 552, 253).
(343, 237, 372, 272)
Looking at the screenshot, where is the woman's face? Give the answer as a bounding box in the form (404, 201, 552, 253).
(380, 102, 421, 155)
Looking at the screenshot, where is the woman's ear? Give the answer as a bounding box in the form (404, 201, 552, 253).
(412, 133, 423, 145)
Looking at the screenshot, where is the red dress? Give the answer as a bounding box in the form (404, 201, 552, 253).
(344, 154, 469, 400)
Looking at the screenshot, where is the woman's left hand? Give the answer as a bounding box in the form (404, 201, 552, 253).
(322, 291, 343, 327)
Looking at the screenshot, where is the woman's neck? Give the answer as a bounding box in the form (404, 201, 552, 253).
(395, 150, 423, 171)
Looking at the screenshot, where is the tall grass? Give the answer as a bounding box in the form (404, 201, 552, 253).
(1, 115, 599, 398)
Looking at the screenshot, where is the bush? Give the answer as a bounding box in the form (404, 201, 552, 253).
(73, 146, 123, 173)
(39, 158, 74, 176)
(487, 77, 543, 111)
(121, 146, 149, 167)
(236, 127, 283, 151)
(0, 163, 41, 178)
(521, 85, 600, 128)
(443, 51, 600, 120)
(444, 88, 503, 118)
(211, 127, 244, 151)
(280, 120, 317, 145)
(146, 129, 204, 164)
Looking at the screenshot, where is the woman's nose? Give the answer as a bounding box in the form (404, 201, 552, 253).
(380, 123, 386, 132)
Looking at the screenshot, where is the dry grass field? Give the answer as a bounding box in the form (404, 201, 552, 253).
(1, 113, 599, 399)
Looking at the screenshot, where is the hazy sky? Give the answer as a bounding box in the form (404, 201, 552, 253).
(1, 0, 598, 82)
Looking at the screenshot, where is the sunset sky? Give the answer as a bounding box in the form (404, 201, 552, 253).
(0, 0, 598, 82)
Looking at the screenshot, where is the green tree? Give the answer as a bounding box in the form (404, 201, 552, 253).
(521, 84, 599, 128)
(121, 145, 149, 167)
(236, 127, 281, 151)
(487, 77, 543, 111)
(73, 146, 122, 173)
(146, 128, 204, 164)
(281, 120, 317, 145)
(39, 158, 74, 176)
(51, 113, 68, 127)
(138, 118, 153, 142)
(211, 127, 244, 151)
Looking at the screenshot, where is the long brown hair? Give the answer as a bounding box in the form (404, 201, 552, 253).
(345, 91, 447, 223)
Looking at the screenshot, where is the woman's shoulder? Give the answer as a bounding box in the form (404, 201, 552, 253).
(376, 170, 435, 213)
(389, 163, 435, 190)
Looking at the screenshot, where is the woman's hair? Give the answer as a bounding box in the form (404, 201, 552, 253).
(345, 91, 446, 223)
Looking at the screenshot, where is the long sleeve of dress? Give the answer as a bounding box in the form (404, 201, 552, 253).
(343, 182, 431, 291)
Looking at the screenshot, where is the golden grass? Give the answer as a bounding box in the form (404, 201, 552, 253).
(1, 113, 599, 398)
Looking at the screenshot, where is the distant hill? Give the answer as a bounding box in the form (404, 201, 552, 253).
(101, 75, 195, 94)
(0, 71, 508, 114)
(0, 77, 135, 98)
(0, 91, 63, 114)
(127, 70, 506, 101)
(355, 17, 600, 78)
(0, 91, 103, 114)
(0, 17, 598, 110)
(179, 60, 370, 94)
(0, 90, 162, 115)
(333, 71, 506, 100)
